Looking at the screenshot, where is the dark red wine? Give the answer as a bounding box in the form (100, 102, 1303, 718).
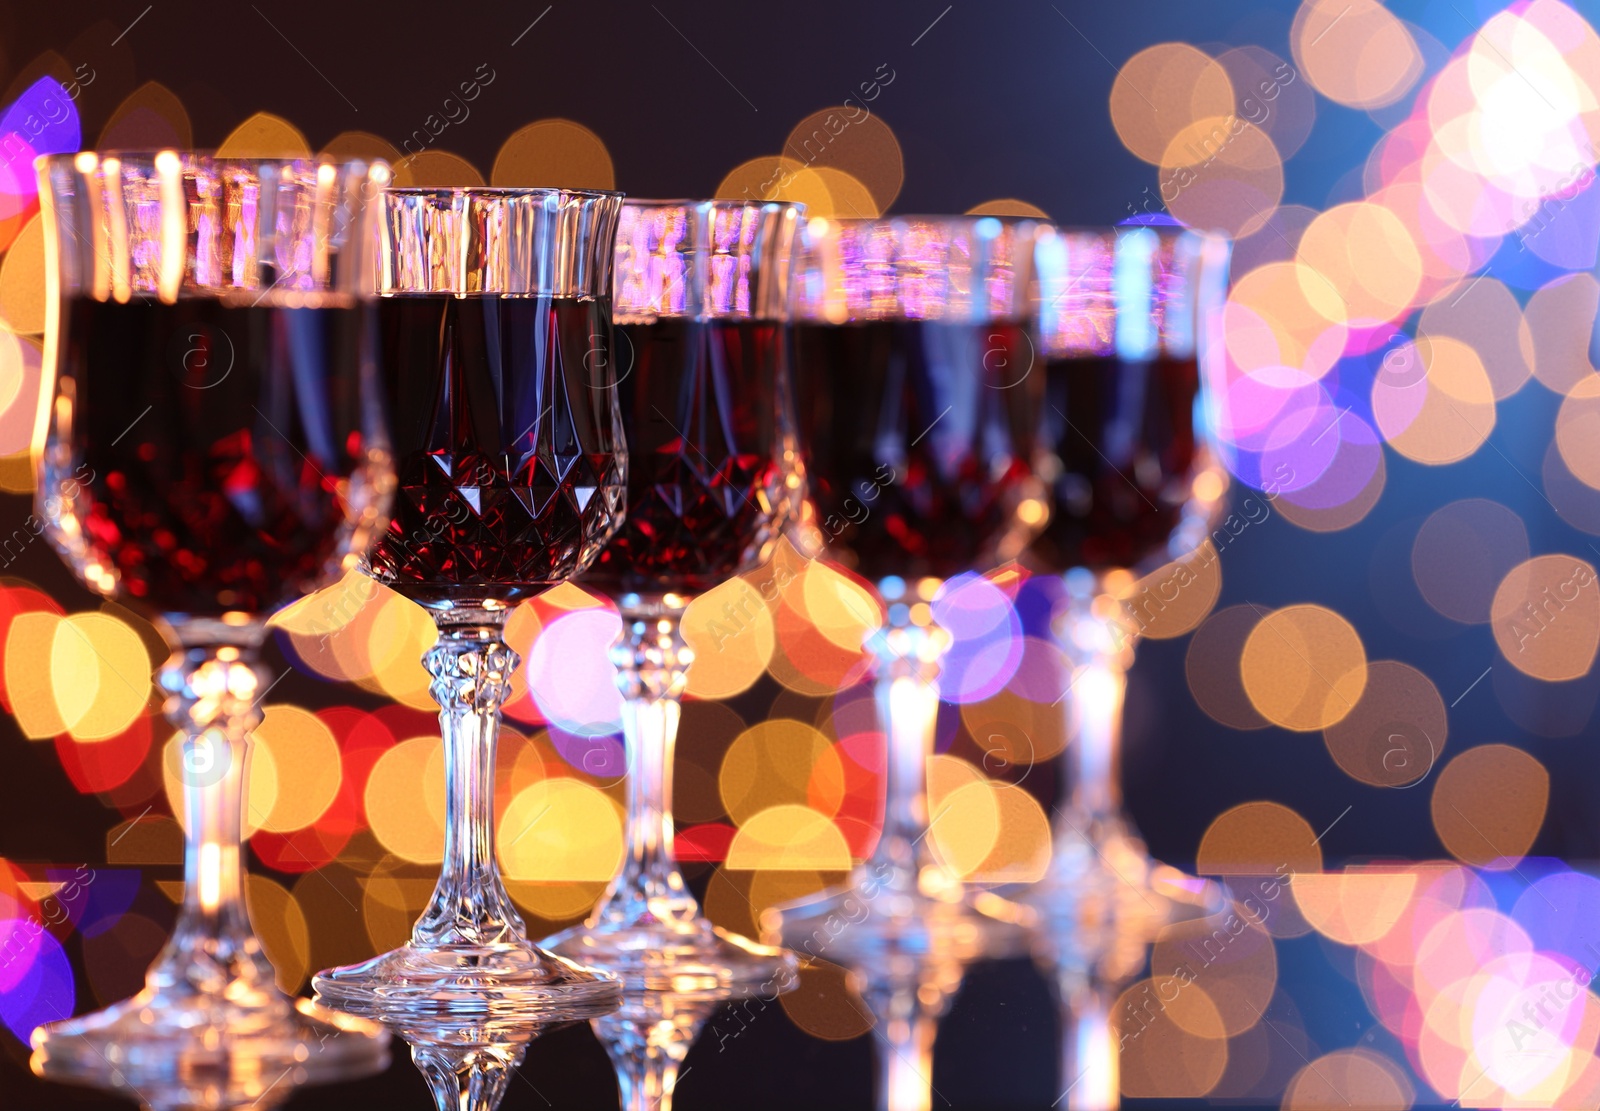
(367, 293, 625, 606)
(53, 295, 373, 617)
(793, 320, 1041, 582)
(583, 318, 792, 597)
(1027, 354, 1200, 573)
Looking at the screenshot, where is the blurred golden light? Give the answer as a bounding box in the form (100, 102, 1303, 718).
(50, 612, 152, 742)
(1115, 978, 1229, 1098)
(720, 718, 839, 824)
(797, 559, 880, 651)
(499, 777, 623, 881)
(1412, 499, 1530, 625)
(1292, 868, 1419, 946)
(7, 609, 65, 737)
(250, 705, 342, 833)
(1186, 605, 1271, 730)
(673, 701, 744, 824)
(682, 576, 775, 699)
(491, 119, 615, 190)
(1119, 540, 1222, 640)
(1374, 335, 1496, 465)
(714, 155, 812, 205)
(319, 131, 402, 163)
(1225, 261, 1349, 380)
(1291, 0, 1423, 109)
(960, 682, 1069, 766)
(1490, 554, 1600, 681)
(1430, 744, 1549, 868)
(778, 959, 876, 1041)
(1525, 273, 1599, 396)
(214, 113, 311, 158)
(1110, 44, 1235, 165)
(1217, 45, 1317, 160)
(725, 804, 852, 871)
(1282, 1047, 1415, 1109)
(1322, 660, 1447, 788)
(1150, 910, 1278, 1037)
(272, 567, 374, 637)
(363, 589, 436, 709)
(965, 199, 1051, 219)
(806, 167, 880, 219)
(1240, 604, 1368, 731)
(1160, 118, 1284, 237)
(246, 873, 311, 993)
(1416, 277, 1534, 400)
(98, 81, 192, 149)
(1297, 202, 1423, 327)
(1197, 801, 1322, 875)
(391, 150, 485, 188)
(927, 772, 1001, 879)
(1558, 376, 1600, 493)
(1276, 445, 1388, 534)
(0, 216, 46, 335)
(783, 108, 904, 213)
(365, 736, 446, 864)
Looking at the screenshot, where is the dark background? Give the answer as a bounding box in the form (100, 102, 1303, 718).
(1, 0, 1597, 1107)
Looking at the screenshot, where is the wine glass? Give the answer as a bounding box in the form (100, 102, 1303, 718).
(312, 188, 626, 1038)
(762, 214, 1048, 1108)
(1023, 220, 1231, 1109)
(28, 151, 393, 1107)
(543, 197, 802, 1107)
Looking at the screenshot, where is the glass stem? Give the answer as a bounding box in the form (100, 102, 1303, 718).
(864, 586, 953, 891)
(615, 1047, 681, 1111)
(1054, 581, 1133, 830)
(596, 595, 699, 928)
(867, 973, 939, 1111)
(151, 640, 279, 998)
(412, 1041, 527, 1111)
(1058, 981, 1119, 1111)
(413, 614, 525, 949)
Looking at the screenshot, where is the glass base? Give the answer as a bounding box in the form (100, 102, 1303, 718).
(313, 940, 622, 1026)
(764, 862, 1026, 967)
(1020, 811, 1226, 979)
(30, 987, 388, 1111)
(546, 916, 796, 997)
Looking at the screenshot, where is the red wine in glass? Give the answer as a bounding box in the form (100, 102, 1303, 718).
(583, 316, 791, 596)
(364, 292, 625, 606)
(792, 318, 1042, 581)
(1027, 351, 1200, 574)
(57, 296, 372, 617)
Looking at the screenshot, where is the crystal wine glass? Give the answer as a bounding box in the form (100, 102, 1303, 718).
(544, 198, 803, 1109)
(763, 214, 1048, 1108)
(1023, 219, 1231, 1109)
(312, 188, 626, 1036)
(28, 150, 393, 1107)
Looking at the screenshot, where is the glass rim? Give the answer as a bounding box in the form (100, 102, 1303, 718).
(36, 149, 390, 170)
(622, 197, 806, 210)
(383, 185, 623, 200)
(805, 213, 1049, 227)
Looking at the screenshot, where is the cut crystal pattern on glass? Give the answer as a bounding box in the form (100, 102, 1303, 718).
(30, 151, 393, 1108)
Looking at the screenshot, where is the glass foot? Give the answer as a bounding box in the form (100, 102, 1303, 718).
(764, 862, 1026, 966)
(546, 915, 796, 997)
(31, 986, 388, 1110)
(313, 940, 622, 1026)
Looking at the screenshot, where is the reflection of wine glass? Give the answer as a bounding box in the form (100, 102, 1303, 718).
(312, 188, 625, 1042)
(1023, 221, 1231, 1110)
(764, 214, 1047, 1110)
(545, 198, 802, 1110)
(28, 151, 393, 1106)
